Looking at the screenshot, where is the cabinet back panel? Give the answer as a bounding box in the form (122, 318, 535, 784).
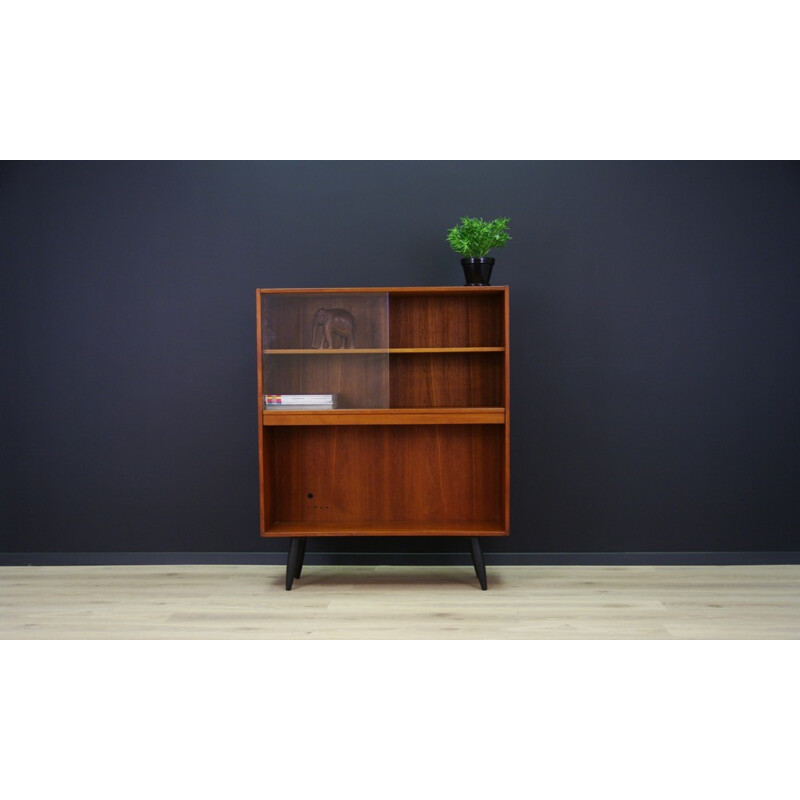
(269, 425, 504, 525)
(390, 353, 504, 407)
(389, 294, 504, 348)
(264, 353, 389, 408)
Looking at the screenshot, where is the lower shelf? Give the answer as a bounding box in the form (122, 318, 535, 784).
(263, 521, 508, 537)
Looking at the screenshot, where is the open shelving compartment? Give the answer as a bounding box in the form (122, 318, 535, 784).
(257, 287, 510, 540)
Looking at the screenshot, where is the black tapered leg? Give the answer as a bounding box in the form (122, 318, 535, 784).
(286, 538, 302, 590)
(469, 537, 488, 590)
(295, 537, 307, 579)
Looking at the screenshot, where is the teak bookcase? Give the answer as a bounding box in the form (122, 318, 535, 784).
(256, 287, 510, 589)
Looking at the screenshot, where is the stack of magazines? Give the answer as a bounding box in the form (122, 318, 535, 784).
(264, 394, 337, 410)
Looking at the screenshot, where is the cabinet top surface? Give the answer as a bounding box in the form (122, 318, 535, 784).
(257, 286, 508, 294)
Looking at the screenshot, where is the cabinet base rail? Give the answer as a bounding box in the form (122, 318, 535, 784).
(284, 537, 488, 591)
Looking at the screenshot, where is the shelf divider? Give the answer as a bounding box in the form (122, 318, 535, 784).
(264, 347, 504, 354)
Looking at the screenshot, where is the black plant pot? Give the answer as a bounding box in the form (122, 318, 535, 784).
(461, 257, 495, 286)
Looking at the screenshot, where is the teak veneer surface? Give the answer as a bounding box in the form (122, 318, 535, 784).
(268, 425, 504, 531)
(257, 287, 510, 538)
(263, 348, 505, 354)
(389, 293, 505, 349)
(266, 521, 506, 536)
(390, 352, 504, 407)
(262, 408, 505, 425)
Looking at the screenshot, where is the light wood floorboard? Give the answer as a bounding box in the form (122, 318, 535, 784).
(1, 564, 798, 639)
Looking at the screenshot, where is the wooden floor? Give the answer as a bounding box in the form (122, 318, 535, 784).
(1, 564, 798, 639)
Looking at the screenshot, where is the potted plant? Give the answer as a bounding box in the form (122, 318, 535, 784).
(446, 216, 511, 285)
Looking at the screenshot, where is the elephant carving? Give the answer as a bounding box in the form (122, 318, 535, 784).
(311, 308, 357, 349)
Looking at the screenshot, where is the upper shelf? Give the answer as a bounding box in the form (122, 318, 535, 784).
(263, 347, 505, 355)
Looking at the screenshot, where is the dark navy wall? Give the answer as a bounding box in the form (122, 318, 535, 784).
(2, 161, 799, 560)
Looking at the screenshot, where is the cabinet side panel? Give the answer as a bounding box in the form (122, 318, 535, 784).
(504, 286, 511, 533)
(257, 291, 267, 533)
(261, 428, 277, 534)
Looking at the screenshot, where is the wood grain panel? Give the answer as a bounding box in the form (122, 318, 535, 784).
(389, 293, 504, 348)
(261, 428, 276, 531)
(262, 408, 505, 425)
(503, 286, 511, 532)
(266, 521, 506, 536)
(390, 352, 504, 407)
(267, 425, 504, 533)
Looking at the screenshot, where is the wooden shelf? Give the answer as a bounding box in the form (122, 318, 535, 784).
(264, 347, 504, 354)
(262, 407, 505, 426)
(390, 347, 504, 354)
(264, 348, 386, 355)
(265, 521, 507, 537)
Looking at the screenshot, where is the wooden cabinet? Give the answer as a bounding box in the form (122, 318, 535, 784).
(256, 287, 510, 589)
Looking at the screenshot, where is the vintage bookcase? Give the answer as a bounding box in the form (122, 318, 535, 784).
(256, 287, 510, 589)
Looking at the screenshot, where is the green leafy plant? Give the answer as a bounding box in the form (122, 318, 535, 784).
(446, 216, 511, 258)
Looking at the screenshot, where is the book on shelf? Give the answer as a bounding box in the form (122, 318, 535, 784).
(264, 394, 337, 410)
